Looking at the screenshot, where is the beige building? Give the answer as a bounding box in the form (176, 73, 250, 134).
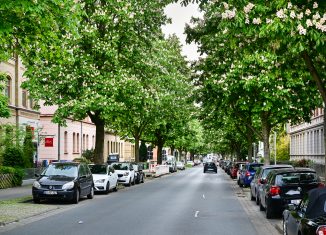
(0, 57, 135, 165)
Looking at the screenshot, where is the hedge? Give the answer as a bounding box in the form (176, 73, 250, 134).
(0, 166, 24, 188)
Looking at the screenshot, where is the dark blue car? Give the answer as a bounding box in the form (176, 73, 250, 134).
(238, 163, 263, 187)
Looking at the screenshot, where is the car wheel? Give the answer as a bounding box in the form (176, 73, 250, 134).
(73, 189, 80, 204)
(87, 186, 94, 199)
(127, 178, 131, 187)
(259, 199, 265, 211)
(113, 182, 118, 192)
(250, 190, 255, 201)
(265, 201, 273, 219)
(105, 182, 110, 194)
(33, 197, 40, 204)
(132, 177, 135, 185)
(255, 192, 260, 205)
(282, 219, 288, 235)
(141, 175, 144, 183)
(203, 170, 206, 173)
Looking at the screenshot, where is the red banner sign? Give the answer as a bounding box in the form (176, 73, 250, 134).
(44, 138, 54, 147)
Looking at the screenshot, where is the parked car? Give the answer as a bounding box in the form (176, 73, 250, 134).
(236, 163, 247, 185)
(111, 162, 135, 186)
(250, 164, 293, 205)
(259, 168, 322, 218)
(283, 187, 326, 235)
(132, 162, 145, 184)
(230, 162, 246, 179)
(165, 161, 177, 173)
(176, 161, 185, 170)
(203, 162, 217, 173)
(32, 162, 94, 204)
(89, 164, 118, 193)
(238, 163, 263, 187)
(187, 161, 195, 167)
(224, 161, 233, 175)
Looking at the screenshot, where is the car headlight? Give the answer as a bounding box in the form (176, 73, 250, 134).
(95, 179, 105, 183)
(33, 181, 41, 189)
(123, 172, 129, 176)
(62, 181, 75, 190)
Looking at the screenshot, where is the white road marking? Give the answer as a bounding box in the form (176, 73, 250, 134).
(202, 194, 205, 199)
(194, 211, 199, 218)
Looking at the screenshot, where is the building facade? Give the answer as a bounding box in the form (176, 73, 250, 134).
(288, 108, 325, 164)
(1, 58, 135, 165)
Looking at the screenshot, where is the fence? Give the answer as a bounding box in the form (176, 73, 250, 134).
(0, 174, 14, 189)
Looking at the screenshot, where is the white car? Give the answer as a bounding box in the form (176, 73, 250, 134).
(176, 161, 185, 170)
(111, 162, 135, 186)
(89, 164, 118, 194)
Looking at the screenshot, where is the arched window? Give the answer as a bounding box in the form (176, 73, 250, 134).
(64, 131, 68, 154)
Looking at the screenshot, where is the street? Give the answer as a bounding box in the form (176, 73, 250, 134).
(0, 166, 280, 235)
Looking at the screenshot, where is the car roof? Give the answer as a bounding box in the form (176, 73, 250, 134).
(261, 164, 293, 169)
(52, 162, 80, 166)
(269, 167, 316, 175)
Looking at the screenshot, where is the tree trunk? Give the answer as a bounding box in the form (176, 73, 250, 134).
(261, 113, 271, 166)
(134, 135, 140, 162)
(247, 132, 254, 162)
(157, 141, 163, 165)
(88, 112, 105, 164)
(178, 148, 183, 162)
(190, 152, 195, 161)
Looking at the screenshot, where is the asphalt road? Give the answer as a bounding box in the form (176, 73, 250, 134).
(0, 166, 279, 235)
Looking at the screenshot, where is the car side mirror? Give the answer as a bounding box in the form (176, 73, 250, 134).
(35, 173, 40, 177)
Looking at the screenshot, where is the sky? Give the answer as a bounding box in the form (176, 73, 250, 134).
(161, 2, 203, 61)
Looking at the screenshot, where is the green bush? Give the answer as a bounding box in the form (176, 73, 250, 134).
(0, 166, 24, 187)
(81, 149, 95, 163)
(3, 146, 25, 168)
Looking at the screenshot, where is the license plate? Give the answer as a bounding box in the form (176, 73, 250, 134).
(44, 191, 57, 195)
(290, 199, 301, 205)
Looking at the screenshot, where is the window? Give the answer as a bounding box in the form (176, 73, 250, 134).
(86, 135, 89, 149)
(73, 132, 76, 153)
(64, 131, 68, 154)
(4, 76, 11, 104)
(22, 89, 27, 107)
(83, 134, 85, 151)
(29, 97, 34, 109)
(92, 135, 95, 148)
(77, 133, 80, 153)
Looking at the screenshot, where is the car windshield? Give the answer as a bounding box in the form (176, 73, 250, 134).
(89, 165, 107, 174)
(42, 164, 78, 178)
(112, 163, 129, 170)
(276, 172, 318, 185)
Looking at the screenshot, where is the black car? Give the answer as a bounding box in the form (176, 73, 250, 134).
(203, 162, 217, 173)
(283, 187, 326, 235)
(132, 162, 145, 184)
(259, 168, 322, 218)
(250, 164, 293, 204)
(32, 162, 94, 204)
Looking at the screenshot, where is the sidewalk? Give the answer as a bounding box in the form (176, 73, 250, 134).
(0, 179, 35, 201)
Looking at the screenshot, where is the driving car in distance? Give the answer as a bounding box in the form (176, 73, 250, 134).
(283, 187, 326, 235)
(89, 164, 118, 194)
(203, 162, 217, 173)
(32, 162, 94, 204)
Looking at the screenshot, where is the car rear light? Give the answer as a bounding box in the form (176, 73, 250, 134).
(318, 183, 325, 188)
(245, 171, 250, 177)
(270, 186, 281, 196)
(316, 226, 326, 235)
